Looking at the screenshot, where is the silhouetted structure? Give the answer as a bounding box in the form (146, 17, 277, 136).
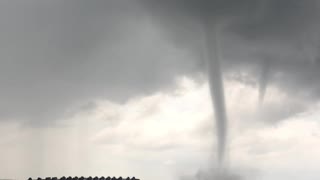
(28, 177, 139, 180)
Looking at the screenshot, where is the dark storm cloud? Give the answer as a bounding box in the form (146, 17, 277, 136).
(1, 0, 320, 125)
(0, 0, 201, 124)
(140, 0, 320, 170)
(142, 0, 319, 40)
(142, 0, 320, 111)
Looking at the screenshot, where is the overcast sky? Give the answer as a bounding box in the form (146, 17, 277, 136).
(1, 1, 320, 180)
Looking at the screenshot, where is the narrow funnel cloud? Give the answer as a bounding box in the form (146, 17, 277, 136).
(258, 58, 270, 104)
(202, 18, 228, 166)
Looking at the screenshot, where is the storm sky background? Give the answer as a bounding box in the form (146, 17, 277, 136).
(1, 1, 320, 180)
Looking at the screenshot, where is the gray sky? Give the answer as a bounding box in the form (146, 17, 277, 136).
(0, 1, 320, 180)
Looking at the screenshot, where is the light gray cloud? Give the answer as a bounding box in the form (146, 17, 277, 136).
(0, 0, 201, 124)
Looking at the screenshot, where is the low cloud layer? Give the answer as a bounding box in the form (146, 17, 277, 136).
(1, 77, 319, 179)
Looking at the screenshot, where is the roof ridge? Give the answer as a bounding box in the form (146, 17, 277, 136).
(28, 177, 139, 180)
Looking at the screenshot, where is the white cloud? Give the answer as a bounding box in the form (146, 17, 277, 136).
(1, 76, 320, 180)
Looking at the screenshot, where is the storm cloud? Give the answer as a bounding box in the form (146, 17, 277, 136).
(141, 0, 320, 117)
(140, 0, 320, 178)
(1, 1, 320, 180)
(0, 0, 201, 124)
(0, 0, 319, 125)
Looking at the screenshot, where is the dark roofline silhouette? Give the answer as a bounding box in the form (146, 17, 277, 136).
(28, 177, 139, 180)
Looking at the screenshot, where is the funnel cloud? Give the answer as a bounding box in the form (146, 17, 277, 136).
(203, 20, 228, 166)
(258, 58, 271, 104)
